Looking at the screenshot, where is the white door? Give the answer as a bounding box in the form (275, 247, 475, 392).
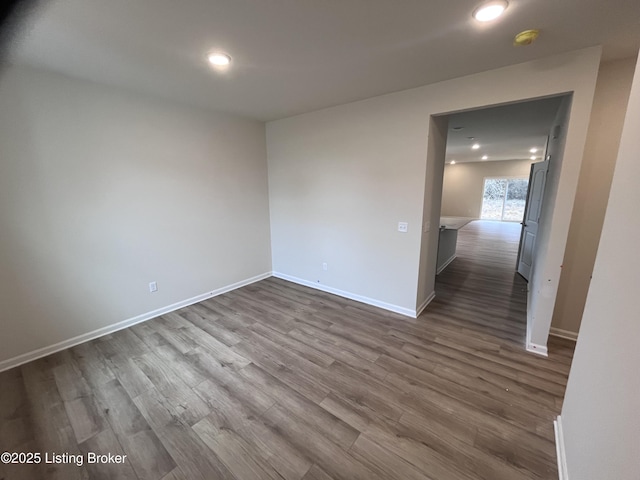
(517, 160, 549, 280)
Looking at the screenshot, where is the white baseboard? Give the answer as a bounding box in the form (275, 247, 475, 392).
(436, 254, 456, 275)
(0, 272, 272, 372)
(416, 291, 436, 317)
(549, 327, 578, 342)
(525, 305, 549, 356)
(272, 272, 416, 318)
(554, 416, 569, 480)
(526, 341, 549, 357)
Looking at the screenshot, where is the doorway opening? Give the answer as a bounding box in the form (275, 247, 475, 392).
(417, 93, 573, 355)
(434, 95, 565, 281)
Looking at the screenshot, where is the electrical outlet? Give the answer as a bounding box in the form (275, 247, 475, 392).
(149, 281, 158, 293)
(322, 262, 328, 271)
(398, 222, 408, 233)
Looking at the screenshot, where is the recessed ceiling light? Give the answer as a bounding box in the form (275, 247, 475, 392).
(472, 143, 480, 150)
(452, 126, 464, 131)
(450, 160, 456, 165)
(208, 52, 232, 67)
(473, 1, 508, 22)
(530, 148, 538, 153)
(530, 155, 537, 160)
(481, 155, 488, 160)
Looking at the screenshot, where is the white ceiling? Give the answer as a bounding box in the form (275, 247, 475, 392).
(445, 96, 563, 163)
(7, 0, 640, 121)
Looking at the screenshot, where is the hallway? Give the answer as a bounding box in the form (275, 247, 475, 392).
(433, 220, 529, 343)
(421, 219, 577, 474)
(432, 219, 575, 354)
(428, 219, 576, 422)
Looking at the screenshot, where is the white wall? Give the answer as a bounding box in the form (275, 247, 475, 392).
(559, 54, 639, 480)
(417, 116, 447, 311)
(551, 57, 637, 337)
(526, 95, 572, 353)
(441, 159, 533, 218)
(0, 65, 272, 366)
(267, 47, 600, 329)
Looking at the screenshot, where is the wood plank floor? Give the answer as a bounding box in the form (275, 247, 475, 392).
(0, 220, 575, 480)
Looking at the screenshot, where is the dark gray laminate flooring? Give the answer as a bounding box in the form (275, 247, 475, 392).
(0, 220, 574, 480)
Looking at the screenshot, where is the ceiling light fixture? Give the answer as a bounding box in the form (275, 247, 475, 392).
(208, 52, 232, 67)
(472, 143, 480, 150)
(530, 148, 538, 153)
(514, 29, 540, 46)
(530, 155, 537, 160)
(473, 1, 508, 22)
(450, 160, 456, 165)
(481, 155, 488, 160)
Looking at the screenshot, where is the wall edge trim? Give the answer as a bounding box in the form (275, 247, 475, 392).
(0, 272, 272, 372)
(549, 327, 578, 341)
(272, 271, 416, 318)
(554, 415, 569, 480)
(526, 341, 549, 356)
(416, 291, 436, 317)
(436, 254, 456, 275)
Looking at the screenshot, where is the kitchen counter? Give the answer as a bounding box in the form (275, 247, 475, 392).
(437, 217, 475, 274)
(440, 216, 475, 231)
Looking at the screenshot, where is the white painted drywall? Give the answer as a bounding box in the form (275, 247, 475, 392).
(526, 95, 572, 352)
(0, 65, 272, 364)
(552, 57, 637, 337)
(560, 53, 640, 480)
(417, 116, 447, 310)
(441, 159, 533, 218)
(267, 47, 600, 329)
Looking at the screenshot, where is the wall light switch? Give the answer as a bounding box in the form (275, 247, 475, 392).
(398, 222, 408, 233)
(149, 281, 158, 293)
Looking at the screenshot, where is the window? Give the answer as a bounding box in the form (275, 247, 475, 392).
(480, 177, 529, 221)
